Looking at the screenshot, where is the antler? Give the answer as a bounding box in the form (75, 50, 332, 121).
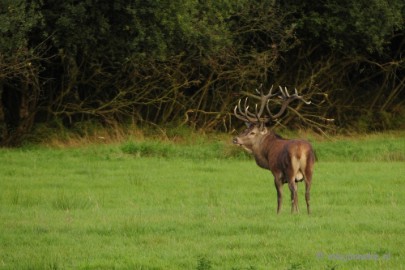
(268, 86, 311, 119)
(234, 85, 311, 125)
(234, 84, 277, 124)
(233, 98, 258, 123)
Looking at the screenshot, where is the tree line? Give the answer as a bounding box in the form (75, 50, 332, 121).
(1, 0, 404, 145)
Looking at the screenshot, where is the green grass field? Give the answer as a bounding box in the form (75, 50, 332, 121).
(0, 133, 405, 269)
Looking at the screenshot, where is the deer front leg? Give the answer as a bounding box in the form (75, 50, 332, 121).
(274, 177, 283, 214)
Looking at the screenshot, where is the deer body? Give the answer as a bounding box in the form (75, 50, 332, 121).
(233, 85, 315, 214)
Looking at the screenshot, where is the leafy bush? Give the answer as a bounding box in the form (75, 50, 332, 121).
(1, 0, 405, 146)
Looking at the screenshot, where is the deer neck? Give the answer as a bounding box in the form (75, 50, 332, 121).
(251, 132, 276, 170)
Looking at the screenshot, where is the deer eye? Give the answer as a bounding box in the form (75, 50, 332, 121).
(249, 131, 256, 135)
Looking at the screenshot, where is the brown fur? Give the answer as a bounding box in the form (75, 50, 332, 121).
(233, 125, 315, 214)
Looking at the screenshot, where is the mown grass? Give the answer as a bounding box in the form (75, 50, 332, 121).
(0, 133, 404, 269)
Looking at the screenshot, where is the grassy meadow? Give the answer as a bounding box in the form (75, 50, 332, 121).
(0, 132, 405, 269)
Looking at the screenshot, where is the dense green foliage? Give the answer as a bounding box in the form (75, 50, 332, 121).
(1, 0, 404, 145)
(284, 0, 404, 53)
(1, 136, 405, 268)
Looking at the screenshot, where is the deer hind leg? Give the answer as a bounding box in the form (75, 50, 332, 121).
(304, 165, 313, 215)
(288, 181, 298, 213)
(288, 172, 298, 213)
(288, 157, 301, 213)
(305, 180, 311, 214)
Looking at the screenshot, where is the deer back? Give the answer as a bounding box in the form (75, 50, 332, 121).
(257, 131, 314, 181)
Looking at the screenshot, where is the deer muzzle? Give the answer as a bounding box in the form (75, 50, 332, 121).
(233, 137, 241, 145)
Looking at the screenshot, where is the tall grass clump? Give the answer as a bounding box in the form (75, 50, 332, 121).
(52, 191, 95, 211)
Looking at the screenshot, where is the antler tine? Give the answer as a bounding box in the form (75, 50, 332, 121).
(294, 88, 311, 104)
(243, 97, 260, 119)
(254, 104, 270, 123)
(244, 105, 260, 123)
(266, 85, 275, 97)
(279, 86, 311, 104)
(254, 85, 277, 123)
(265, 99, 275, 119)
(254, 83, 263, 95)
(278, 86, 291, 99)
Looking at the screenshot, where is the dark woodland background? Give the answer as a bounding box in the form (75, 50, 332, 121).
(1, 0, 404, 146)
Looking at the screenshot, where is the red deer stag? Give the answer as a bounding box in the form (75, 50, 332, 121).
(233, 85, 315, 214)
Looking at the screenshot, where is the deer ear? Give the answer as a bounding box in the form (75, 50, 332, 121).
(260, 127, 268, 135)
